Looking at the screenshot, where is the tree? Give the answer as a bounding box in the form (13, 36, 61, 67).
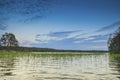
(0, 33, 19, 47)
(108, 27, 120, 53)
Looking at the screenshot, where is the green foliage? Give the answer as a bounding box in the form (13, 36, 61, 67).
(0, 52, 104, 58)
(108, 27, 120, 53)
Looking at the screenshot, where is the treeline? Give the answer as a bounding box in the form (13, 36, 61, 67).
(108, 27, 120, 53)
(0, 46, 56, 52)
(0, 46, 107, 52)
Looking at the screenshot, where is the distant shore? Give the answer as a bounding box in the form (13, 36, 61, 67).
(0, 46, 108, 53)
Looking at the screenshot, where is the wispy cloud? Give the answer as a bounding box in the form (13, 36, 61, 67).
(35, 29, 109, 44)
(0, 23, 7, 30)
(71, 21, 120, 44)
(0, 0, 61, 33)
(37, 30, 81, 37)
(19, 23, 112, 50)
(20, 41, 32, 47)
(96, 21, 120, 32)
(36, 35, 64, 43)
(91, 46, 107, 50)
(0, 0, 60, 22)
(19, 39, 39, 47)
(36, 30, 82, 43)
(74, 34, 108, 44)
(88, 34, 109, 41)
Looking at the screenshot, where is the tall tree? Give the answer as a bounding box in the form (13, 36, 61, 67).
(108, 27, 120, 53)
(0, 33, 19, 47)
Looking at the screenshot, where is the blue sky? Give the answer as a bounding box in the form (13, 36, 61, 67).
(0, 0, 120, 50)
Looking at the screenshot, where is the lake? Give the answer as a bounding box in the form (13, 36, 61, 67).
(0, 52, 120, 80)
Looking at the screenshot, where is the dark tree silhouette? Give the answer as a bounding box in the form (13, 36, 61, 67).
(108, 27, 120, 53)
(0, 33, 19, 47)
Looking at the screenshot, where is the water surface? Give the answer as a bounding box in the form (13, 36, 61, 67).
(0, 52, 120, 80)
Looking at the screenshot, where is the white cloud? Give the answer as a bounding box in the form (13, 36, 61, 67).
(74, 40, 84, 43)
(17, 29, 109, 47)
(36, 35, 65, 43)
(35, 30, 83, 43)
(84, 37, 95, 40)
(91, 46, 108, 50)
(66, 32, 84, 38)
(35, 29, 109, 44)
(19, 40, 37, 47)
(92, 40, 107, 43)
(18, 35, 38, 47)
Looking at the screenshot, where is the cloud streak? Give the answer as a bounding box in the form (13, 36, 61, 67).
(0, 0, 61, 31)
(96, 21, 120, 32)
(74, 34, 108, 43)
(19, 21, 116, 50)
(91, 46, 107, 50)
(0, 23, 7, 30)
(35, 30, 109, 44)
(0, 0, 60, 22)
(36, 30, 81, 43)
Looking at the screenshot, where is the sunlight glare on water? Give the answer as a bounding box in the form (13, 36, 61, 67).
(0, 52, 120, 80)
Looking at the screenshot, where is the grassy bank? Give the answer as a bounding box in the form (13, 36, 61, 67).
(0, 51, 107, 58)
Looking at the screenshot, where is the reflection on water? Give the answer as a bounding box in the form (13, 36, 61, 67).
(0, 53, 120, 80)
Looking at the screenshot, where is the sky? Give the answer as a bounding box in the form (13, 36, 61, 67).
(0, 0, 120, 50)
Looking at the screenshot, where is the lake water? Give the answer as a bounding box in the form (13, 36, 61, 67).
(0, 52, 120, 80)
